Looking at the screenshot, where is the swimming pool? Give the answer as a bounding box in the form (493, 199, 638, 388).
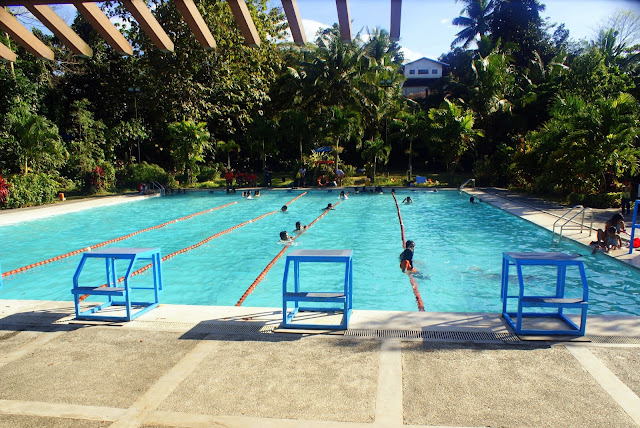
(1, 190, 639, 315)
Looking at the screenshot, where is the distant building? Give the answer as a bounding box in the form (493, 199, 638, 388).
(402, 57, 448, 97)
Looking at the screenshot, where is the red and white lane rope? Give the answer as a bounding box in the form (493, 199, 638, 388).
(1, 201, 238, 279)
(78, 193, 308, 301)
(235, 198, 343, 306)
(391, 192, 424, 311)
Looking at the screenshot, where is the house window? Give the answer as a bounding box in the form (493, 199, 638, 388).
(418, 69, 429, 74)
(409, 70, 415, 75)
(432, 69, 438, 74)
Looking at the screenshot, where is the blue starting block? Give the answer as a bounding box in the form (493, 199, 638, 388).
(71, 247, 163, 322)
(501, 252, 588, 336)
(282, 249, 353, 330)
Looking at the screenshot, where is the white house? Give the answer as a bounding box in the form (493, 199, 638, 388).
(402, 57, 448, 97)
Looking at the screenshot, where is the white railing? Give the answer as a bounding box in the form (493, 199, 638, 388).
(552, 205, 593, 242)
(151, 181, 165, 196)
(459, 178, 475, 191)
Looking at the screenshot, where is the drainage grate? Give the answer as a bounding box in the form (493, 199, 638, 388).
(344, 329, 520, 343)
(587, 335, 640, 345)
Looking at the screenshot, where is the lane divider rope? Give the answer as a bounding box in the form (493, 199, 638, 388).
(1, 201, 238, 279)
(235, 198, 343, 306)
(78, 193, 307, 301)
(391, 192, 424, 311)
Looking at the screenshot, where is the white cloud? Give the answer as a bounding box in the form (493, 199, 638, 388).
(302, 19, 331, 43)
(440, 18, 449, 24)
(400, 46, 427, 63)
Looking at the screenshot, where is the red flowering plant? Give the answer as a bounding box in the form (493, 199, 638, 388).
(0, 174, 10, 205)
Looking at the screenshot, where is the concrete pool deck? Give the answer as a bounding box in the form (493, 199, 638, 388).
(1, 188, 639, 427)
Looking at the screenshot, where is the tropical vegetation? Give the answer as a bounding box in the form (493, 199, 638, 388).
(0, 0, 638, 209)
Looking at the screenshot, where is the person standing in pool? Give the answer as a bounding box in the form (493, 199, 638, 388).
(400, 240, 416, 273)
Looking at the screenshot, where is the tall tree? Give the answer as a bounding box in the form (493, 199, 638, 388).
(451, 0, 495, 49)
(168, 119, 211, 184)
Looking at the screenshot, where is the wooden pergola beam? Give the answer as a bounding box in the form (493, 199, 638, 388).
(226, 0, 260, 47)
(122, 0, 173, 53)
(0, 6, 54, 59)
(335, 0, 351, 43)
(390, 0, 401, 41)
(281, 0, 305, 46)
(0, 40, 17, 62)
(73, 1, 133, 55)
(173, 0, 216, 50)
(25, 4, 92, 57)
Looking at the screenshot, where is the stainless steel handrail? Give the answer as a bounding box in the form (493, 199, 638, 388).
(552, 205, 593, 242)
(459, 178, 475, 191)
(151, 181, 165, 196)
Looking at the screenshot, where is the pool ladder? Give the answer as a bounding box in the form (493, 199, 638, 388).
(552, 205, 593, 242)
(151, 181, 165, 196)
(459, 178, 475, 191)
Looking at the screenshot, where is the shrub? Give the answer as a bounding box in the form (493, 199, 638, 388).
(3, 173, 59, 209)
(116, 162, 168, 190)
(197, 163, 223, 182)
(568, 192, 622, 209)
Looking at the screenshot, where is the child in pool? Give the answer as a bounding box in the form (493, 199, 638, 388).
(399, 240, 416, 273)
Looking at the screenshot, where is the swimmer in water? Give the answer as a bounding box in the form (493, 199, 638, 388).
(399, 240, 416, 273)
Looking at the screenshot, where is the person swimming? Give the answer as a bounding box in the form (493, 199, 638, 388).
(281, 205, 288, 212)
(340, 191, 348, 199)
(295, 221, 306, 233)
(280, 231, 291, 241)
(470, 196, 479, 203)
(399, 240, 416, 273)
(403, 196, 413, 204)
(324, 203, 334, 210)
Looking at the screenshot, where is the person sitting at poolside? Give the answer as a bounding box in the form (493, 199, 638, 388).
(281, 205, 288, 213)
(340, 191, 348, 200)
(295, 221, 306, 233)
(323, 203, 334, 210)
(399, 240, 416, 273)
(591, 213, 625, 244)
(403, 196, 413, 204)
(592, 226, 622, 254)
(280, 231, 292, 241)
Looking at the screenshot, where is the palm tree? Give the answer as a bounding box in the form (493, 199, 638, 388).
(358, 135, 390, 183)
(451, 0, 495, 49)
(428, 99, 483, 176)
(7, 103, 67, 175)
(168, 119, 211, 184)
(325, 106, 362, 173)
(391, 109, 427, 180)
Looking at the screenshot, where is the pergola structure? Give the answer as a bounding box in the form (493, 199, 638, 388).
(0, 0, 402, 63)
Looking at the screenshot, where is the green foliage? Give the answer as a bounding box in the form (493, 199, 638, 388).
(116, 162, 168, 190)
(168, 119, 211, 185)
(6, 103, 67, 175)
(568, 192, 623, 209)
(3, 173, 59, 209)
(526, 93, 640, 195)
(428, 99, 484, 173)
(197, 163, 223, 182)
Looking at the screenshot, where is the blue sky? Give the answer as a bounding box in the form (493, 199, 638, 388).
(284, 0, 640, 62)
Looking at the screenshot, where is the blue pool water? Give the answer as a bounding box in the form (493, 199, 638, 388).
(1, 190, 639, 315)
